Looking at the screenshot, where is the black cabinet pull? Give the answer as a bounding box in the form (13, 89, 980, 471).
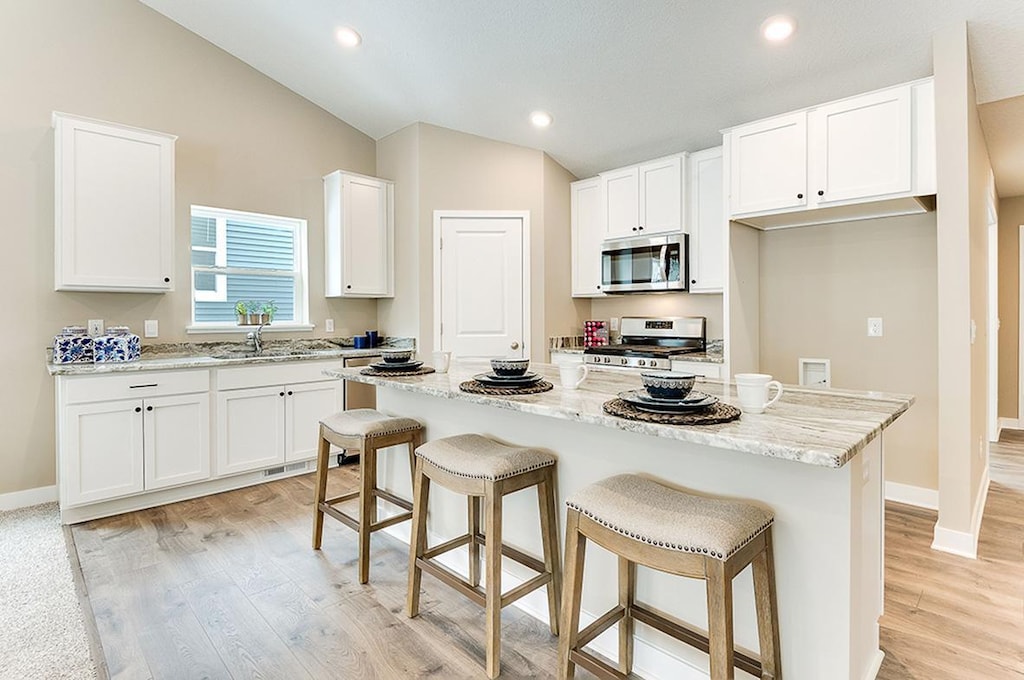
(163, 277, 170, 283)
(346, 284, 352, 289)
(797, 193, 804, 199)
(638, 226, 644, 231)
(287, 391, 293, 396)
(596, 285, 601, 289)
(691, 279, 697, 284)
(817, 190, 825, 196)
(134, 407, 142, 413)
(631, 227, 637, 232)
(129, 384, 158, 389)
(146, 406, 153, 412)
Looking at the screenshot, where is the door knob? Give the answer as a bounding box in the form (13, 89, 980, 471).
(510, 341, 520, 350)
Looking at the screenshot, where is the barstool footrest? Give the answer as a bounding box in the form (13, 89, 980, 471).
(423, 534, 473, 560)
(568, 649, 628, 680)
(324, 491, 360, 506)
(471, 533, 548, 574)
(500, 572, 552, 608)
(577, 605, 625, 648)
(319, 503, 413, 534)
(375, 489, 413, 512)
(631, 603, 764, 678)
(416, 557, 487, 607)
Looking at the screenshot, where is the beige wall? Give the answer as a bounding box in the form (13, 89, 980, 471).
(1, 0, 377, 495)
(590, 295, 724, 341)
(997, 196, 1024, 418)
(759, 217, 939, 489)
(543, 153, 592, 350)
(933, 22, 992, 535)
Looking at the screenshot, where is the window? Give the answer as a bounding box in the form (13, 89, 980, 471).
(189, 206, 309, 329)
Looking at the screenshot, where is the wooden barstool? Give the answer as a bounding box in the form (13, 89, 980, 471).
(312, 408, 424, 584)
(406, 434, 561, 679)
(558, 474, 781, 680)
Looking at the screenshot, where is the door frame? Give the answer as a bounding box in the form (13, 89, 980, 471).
(432, 210, 532, 359)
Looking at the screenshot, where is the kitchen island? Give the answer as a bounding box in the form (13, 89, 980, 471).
(326, 360, 912, 680)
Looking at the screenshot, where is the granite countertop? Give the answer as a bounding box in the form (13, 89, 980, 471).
(47, 338, 413, 376)
(325, 359, 913, 469)
(550, 339, 725, 364)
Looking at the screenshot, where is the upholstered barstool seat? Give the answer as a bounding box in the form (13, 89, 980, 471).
(312, 409, 424, 584)
(559, 474, 782, 680)
(407, 434, 561, 679)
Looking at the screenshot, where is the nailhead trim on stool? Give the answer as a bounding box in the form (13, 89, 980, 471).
(414, 433, 556, 481)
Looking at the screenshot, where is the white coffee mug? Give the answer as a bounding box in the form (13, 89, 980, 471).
(432, 351, 452, 374)
(559, 363, 588, 390)
(734, 373, 783, 414)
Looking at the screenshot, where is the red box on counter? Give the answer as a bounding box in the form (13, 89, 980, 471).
(584, 320, 609, 348)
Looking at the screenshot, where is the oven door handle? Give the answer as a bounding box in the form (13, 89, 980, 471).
(658, 244, 668, 282)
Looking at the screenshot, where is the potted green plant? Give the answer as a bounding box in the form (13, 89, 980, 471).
(234, 300, 248, 325)
(245, 300, 261, 325)
(260, 300, 278, 324)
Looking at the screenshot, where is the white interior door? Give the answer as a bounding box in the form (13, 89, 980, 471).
(437, 214, 526, 359)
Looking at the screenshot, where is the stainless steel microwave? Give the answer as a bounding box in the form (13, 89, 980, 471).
(600, 233, 688, 293)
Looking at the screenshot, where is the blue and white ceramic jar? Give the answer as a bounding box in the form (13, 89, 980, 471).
(93, 326, 141, 363)
(53, 326, 94, 364)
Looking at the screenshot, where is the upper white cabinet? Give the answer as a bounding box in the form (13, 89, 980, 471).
(602, 154, 685, 238)
(53, 112, 176, 293)
(687, 147, 725, 294)
(570, 177, 605, 297)
(324, 170, 394, 298)
(726, 78, 935, 229)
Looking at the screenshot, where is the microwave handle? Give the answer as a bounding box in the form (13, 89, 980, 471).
(659, 244, 668, 282)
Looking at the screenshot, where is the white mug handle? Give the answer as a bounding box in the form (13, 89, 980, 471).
(574, 364, 589, 388)
(764, 381, 784, 409)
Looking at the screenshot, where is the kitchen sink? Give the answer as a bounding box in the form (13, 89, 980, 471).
(211, 348, 316, 360)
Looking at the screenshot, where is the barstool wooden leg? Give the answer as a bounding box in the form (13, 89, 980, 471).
(312, 428, 331, 550)
(406, 457, 431, 618)
(468, 496, 482, 588)
(706, 558, 736, 680)
(357, 444, 378, 584)
(484, 481, 504, 679)
(537, 468, 561, 636)
(753, 528, 782, 680)
(558, 509, 586, 680)
(618, 556, 636, 674)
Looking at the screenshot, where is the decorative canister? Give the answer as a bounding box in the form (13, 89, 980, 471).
(52, 326, 94, 364)
(93, 326, 141, 363)
(583, 320, 609, 348)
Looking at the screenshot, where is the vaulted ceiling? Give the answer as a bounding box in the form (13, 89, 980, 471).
(140, 0, 1024, 195)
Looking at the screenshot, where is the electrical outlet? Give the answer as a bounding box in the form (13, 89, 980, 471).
(610, 317, 620, 332)
(144, 320, 159, 338)
(867, 317, 883, 337)
(325, 318, 335, 333)
(87, 319, 104, 337)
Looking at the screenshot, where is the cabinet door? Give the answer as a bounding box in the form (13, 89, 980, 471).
(602, 167, 640, 238)
(729, 112, 807, 216)
(811, 87, 912, 204)
(144, 393, 211, 490)
(688, 148, 724, 293)
(670, 361, 721, 379)
(343, 174, 393, 296)
(638, 156, 683, 235)
(284, 381, 342, 463)
(216, 386, 285, 476)
(54, 114, 175, 293)
(63, 400, 144, 506)
(570, 178, 605, 297)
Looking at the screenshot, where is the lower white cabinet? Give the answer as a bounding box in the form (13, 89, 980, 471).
(670, 360, 722, 380)
(59, 375, 210, 507)
(216, 379, 342, 476)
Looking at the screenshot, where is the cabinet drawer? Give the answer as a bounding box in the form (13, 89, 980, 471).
(62, 369, 210, 404)
(215, 359, 345, 391)
(670, 361, 722, 380)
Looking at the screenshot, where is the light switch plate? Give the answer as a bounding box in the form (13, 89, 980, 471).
(87, 319, 103, 337)
(610, 317, 619, 332)
(144, 320, 159, 338)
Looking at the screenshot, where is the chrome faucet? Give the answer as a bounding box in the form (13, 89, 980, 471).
(246, 323, 267, 354)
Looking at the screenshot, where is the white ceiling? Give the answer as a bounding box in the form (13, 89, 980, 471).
(140, 0, 1024, 192)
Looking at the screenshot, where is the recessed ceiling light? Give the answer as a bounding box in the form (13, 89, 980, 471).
(761, 15, 796, 42)
(530, 111, 553, 128)
(335, 26, 361, 48)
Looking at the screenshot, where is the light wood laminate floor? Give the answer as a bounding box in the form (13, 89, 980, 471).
(70, 437, 1024, 679)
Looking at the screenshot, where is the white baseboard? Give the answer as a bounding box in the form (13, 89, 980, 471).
(0, 485, 58, 512)
(999, 417, 1021, 433)
(863, 650, 885, 680)
(931, 467, 990, 559)
(884, 481, 938, 510)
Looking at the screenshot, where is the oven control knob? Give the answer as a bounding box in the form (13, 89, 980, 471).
(638, 359, 646, 367)
(620, 358, 628, 365)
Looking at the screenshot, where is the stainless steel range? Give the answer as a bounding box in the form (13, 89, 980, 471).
(583, 316, 706, 370)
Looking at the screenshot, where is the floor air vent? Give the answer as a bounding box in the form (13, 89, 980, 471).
(263, 462, 309, 478)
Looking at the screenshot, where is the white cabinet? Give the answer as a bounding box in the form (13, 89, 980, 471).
(52, 112, 175, 293)
(687, 147, 725, 294)
(601, 155, 685, 238)
(57, 371, 210, 507)
(324, 170, 394, 298)
(726, 79, 935, 229)
(215, 363, 343, 476)
(670, 360, 722, 380)
(570, 178, 605, 297)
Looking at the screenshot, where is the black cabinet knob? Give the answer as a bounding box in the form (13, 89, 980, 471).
(346, 284, 352, 289)
(596, 285, 601, 289)
(146, 406, 153, 412)
(817, 190, 825, 196)
(279, 392, 285, 397)
(638, 226, 644, 231)
(631, 227, 637, 232)
(287, 391, 293, 396)
(163, 277, 170, 283)
(134, 407, 142, 413)
(691, 279, 697, 284)
(797, 193, 804, 199)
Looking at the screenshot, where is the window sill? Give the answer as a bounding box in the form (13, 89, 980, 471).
(185, 324, 316, 335)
